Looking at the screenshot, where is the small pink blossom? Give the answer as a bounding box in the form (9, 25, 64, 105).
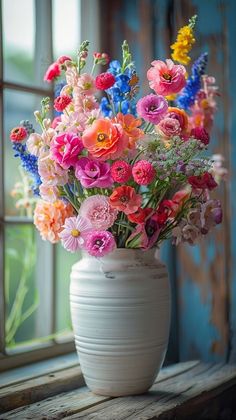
(39, 184, 58, 202)
(132, 160, 156, 185)
(77, 73, 96, 95)
(44, 62, 61, 83)
(79, 195, 118, 230)
(56, 111, 87, 133)
(73, 91, 99, 113)
(38, 153, 68, 186)
(57, 55, 72, 64)
(111, 160, 132, 183)
(157, 117, 181, 137)
(51, 116, 61, 129)
(59, 216, 92, 252)
(85, 230, 116, 257)
(41, 128, 56, 147)
(51, 132, 84, 169)
(26, 133, 44, 156)
(147, 59, 186, 96)
(75, 157, 113, 188)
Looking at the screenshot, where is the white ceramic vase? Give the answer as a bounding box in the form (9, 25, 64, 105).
(70, 248, 171, 396)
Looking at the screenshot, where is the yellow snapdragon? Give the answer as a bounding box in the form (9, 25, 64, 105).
(171, 15, 197, 65)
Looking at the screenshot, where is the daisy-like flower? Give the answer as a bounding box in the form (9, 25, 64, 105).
(85, 230, 116, 257)
(79, 195, 118, 230)
(59, 216, 92, 252)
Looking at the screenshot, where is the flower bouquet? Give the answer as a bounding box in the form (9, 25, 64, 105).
(9, 16, 226, 396)
(10, 16, 224, 254)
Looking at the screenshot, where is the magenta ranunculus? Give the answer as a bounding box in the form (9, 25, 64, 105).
(75, 157, 113, 188)
(136, 94, 168, 124)
(50, 132, 84, 169)
(85, 230, 116, 257)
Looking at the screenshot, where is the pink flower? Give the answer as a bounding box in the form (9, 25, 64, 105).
(51, 132, 84, 169)
(77, 73, 96, 95)
(74, 93, 99, 113)
(132, 160, 156, 185)
(54, 95, 72, 112)
(85, 230, 116, 257)
(79, 195, 118, 230)
(157, 117, 181, 137)
(51, 116, 61, 129)
(75, 157, 113, 188)
(38, 153, 68, 186)
(59, 216, 92, 252)
(109, 186, 142, 215)
(111, 160, 132, 183)
(56, 111, 87, 133)
(136, 94, 168, 124)
(190, 127, 210, 145)
(44, 62, 61, 82)
(57, 55, 72, 64)
(126, 217, 161, 249)
(95, 72, 116, 90)
(26, 133, 43, 156)
(147, 59, 186, 96)
(39, 184, 58, 202)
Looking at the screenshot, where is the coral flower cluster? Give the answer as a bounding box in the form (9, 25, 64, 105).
(10, 18, 225, 257)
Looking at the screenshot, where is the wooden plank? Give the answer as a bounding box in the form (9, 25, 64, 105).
(0, 365, 85, 413)
(0, 361, 199, 418)
(65, 363, 236, 419)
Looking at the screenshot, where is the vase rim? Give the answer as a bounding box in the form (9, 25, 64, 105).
(81, 247, 160, 261)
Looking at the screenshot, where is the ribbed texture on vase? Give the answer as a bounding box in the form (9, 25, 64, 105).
(70, 248, 170, 396)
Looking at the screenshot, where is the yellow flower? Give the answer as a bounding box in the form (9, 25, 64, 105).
(171, 16, 197, 65)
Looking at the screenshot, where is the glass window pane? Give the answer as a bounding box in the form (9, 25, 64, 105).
(3, 0, 35, 86)
(55, 245, 79, 333)
(4, 89, 44, 216)
(5, 224, 50, 349)
(52, 0, 80, 59)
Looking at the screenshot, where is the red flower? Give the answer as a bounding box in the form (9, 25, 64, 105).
(10, 126, 27, 142)
(56, 55, 72, 64)
(93, 52, 110, 64)
(188, 172, 218, 190)
(153, 200, 177, 225)
(190, 127, 210, 145)
(54, 95, 72, 112)
(111, 160, 132, 183)
(109, 186, 142, 215)
(128, 207, 153, 224)
(95, 72, 116, 90)
(44, 62, 61, 83)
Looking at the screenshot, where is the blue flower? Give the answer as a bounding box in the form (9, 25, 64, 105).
(12, 142, 41, 195)
(176, 53, 208, 110)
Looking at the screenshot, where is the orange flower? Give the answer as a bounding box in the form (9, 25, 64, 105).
(82, 118, 128, 161)
(109, 186, 142, 215)
(34, 200, 74, 243)
(167, 107, 189, 132)
(113, 113, 144, 149)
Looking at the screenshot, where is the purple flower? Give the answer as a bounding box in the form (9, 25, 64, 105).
(126, 217, 161, 250)
(200, 199, 222, 234)
(75, 157, 113, 188)
(59, 216, 92, 252)
(136, 93, 168, 124)
(85, 230, 116, 257)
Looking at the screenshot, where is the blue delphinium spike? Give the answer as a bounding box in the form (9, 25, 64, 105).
(12, 142, 41, 195)
(176, 52, 208, 110)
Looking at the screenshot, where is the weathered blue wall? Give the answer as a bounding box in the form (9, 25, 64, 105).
(101, 0, 235, 363)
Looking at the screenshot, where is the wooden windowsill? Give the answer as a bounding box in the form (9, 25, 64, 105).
(0, 360, 236, 419)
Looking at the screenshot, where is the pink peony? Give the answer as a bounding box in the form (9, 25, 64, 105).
(59, 216, 92, 252)
(50, 132, 84, 169)
(44, 62, 61, 82)
(132, 160, 156, 185)
(147, 59, 186, 96)
(79, 195, 118, 230)
(85, 230, 116, 257)
(136, 94, 168, 124)
(111, 160, 132, 183)
(157, 117, 181, 137)
(75, 157, 113, 188)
